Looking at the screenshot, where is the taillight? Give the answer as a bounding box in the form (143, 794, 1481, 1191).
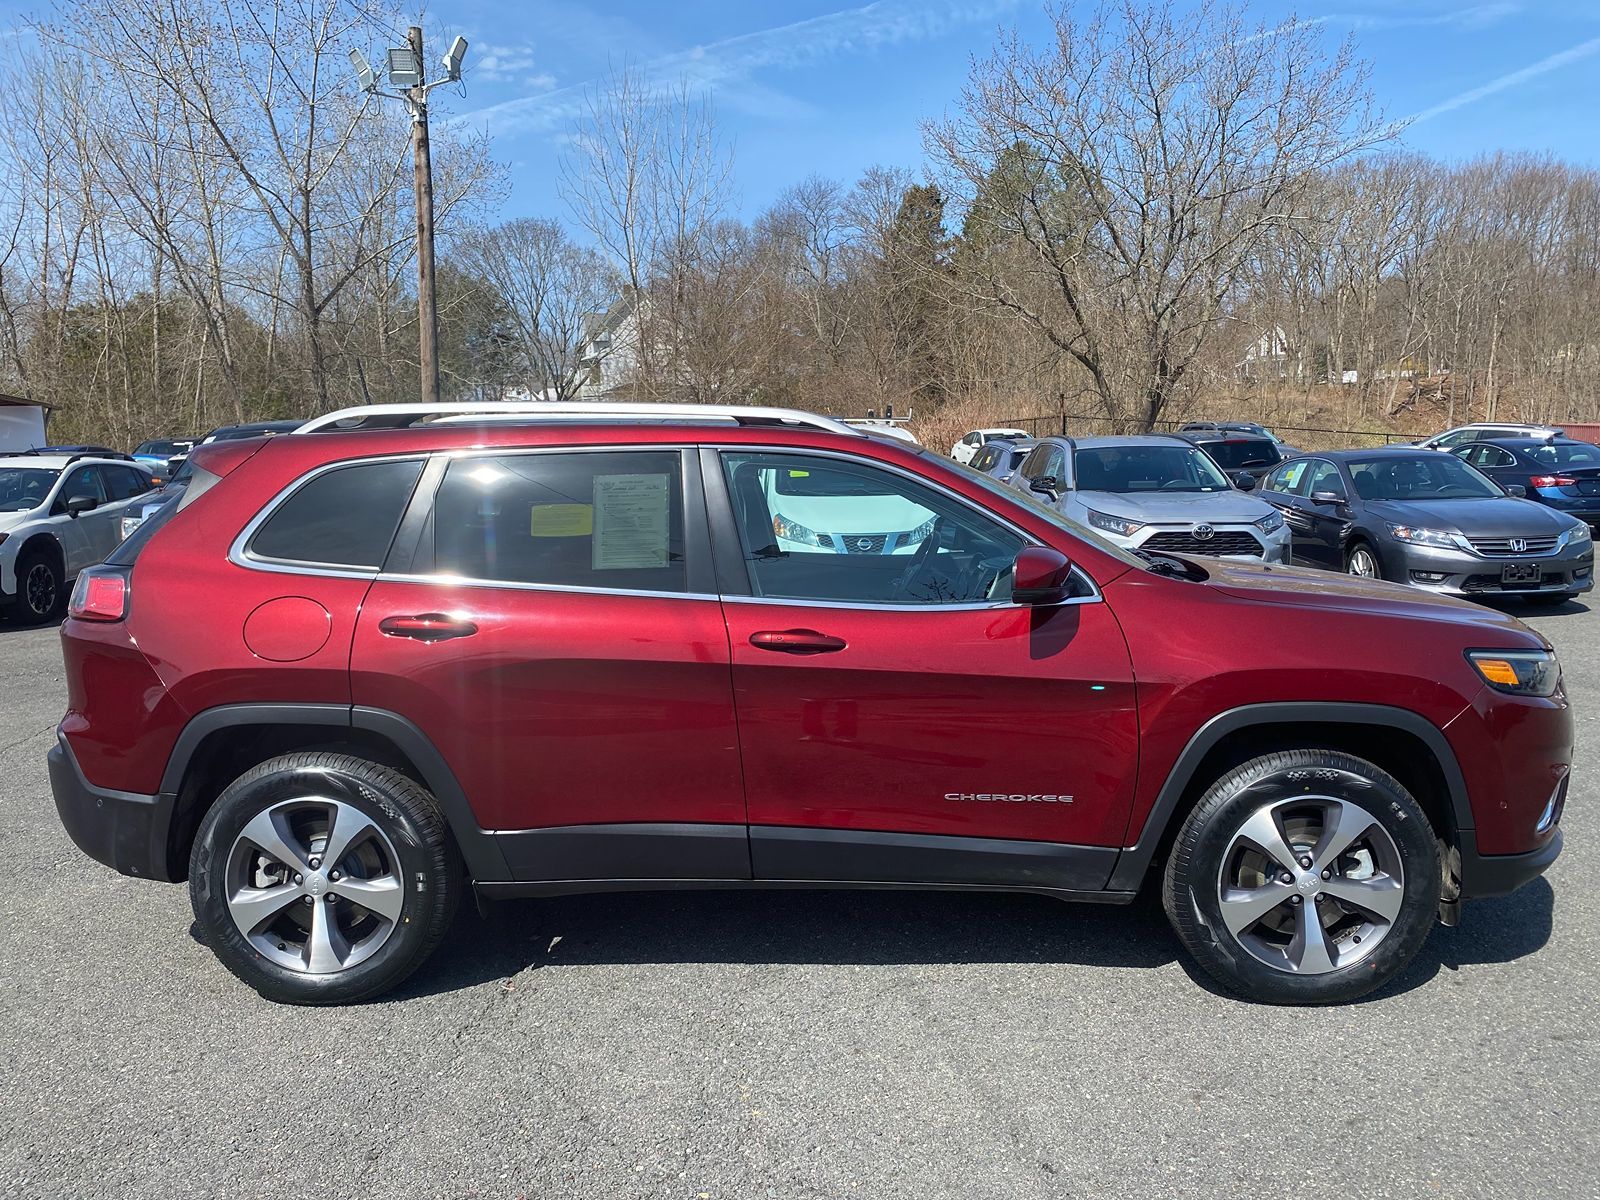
(68, 568, 130, 622)
(1530, 475, 1577, 488)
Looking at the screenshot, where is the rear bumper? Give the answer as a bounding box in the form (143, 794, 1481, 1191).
(1457, 828, 1562, 899)
(49, 733, 178, 882)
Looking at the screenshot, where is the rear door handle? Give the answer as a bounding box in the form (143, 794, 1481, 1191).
(749, 629, 847, 655)
(378, 613, 478, 643)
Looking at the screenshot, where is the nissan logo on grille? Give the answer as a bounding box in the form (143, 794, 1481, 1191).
(1192, 524, 1215, 541)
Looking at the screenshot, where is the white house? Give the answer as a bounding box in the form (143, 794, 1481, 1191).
(1235, 326, 1301, 382)
(575, 291, 644, 399)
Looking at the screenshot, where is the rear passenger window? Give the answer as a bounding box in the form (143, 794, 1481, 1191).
(427, 451, 686, 593)
(248, 459, 424, 570)
(105, 466, 152, 500)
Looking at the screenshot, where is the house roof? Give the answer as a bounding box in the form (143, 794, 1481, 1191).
(0, 393, 52, 409)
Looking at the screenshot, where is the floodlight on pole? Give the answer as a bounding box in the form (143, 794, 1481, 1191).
(386, 45, 421, 87)
(348, 48, 376, 93)
(349, 27, 472, 408)
(442, 36, 468, 82)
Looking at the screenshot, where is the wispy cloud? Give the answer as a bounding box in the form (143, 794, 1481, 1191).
(1245, 4, 1519, 44)
(454, 0, 1018, 136)
(471, 41, 557, 89)
(1402, 33, 1600, 126)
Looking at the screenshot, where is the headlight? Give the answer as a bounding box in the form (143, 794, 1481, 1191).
(1087, 509, 1145, 537)
(772, 513, 824, 547)
(1255, 510, 1284, 534)
(1566, 523, 1592, 547)
(1387, 523, 1458, 550)
(1467, 649, 1562, 697)
(119, 516, 143, 541)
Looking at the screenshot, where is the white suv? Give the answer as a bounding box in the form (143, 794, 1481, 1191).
(1417, 423, 1563, 451)
(0, 454, 156, 623)
(951, 428, 1030, 465)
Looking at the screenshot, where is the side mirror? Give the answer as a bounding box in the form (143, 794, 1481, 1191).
(1506, 483, 1527, 498)
(1029, 475, 1060, 502)
(1011, 546, 1077, 606)
(65, 494, 98, 518)
(1235, 472, 1257, 491)
(1310, 490, 1345, 506)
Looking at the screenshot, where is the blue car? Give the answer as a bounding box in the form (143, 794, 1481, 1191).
(1450, 437, 1600, 529)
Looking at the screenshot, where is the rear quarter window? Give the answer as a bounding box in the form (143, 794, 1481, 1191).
(245, 459, 425, 570)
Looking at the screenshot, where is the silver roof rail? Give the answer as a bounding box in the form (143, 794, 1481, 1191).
(292, 401, 861, 438)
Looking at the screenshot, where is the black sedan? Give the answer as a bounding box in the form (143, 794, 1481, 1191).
(1257, 447, 1594, 604)
(1448, 437, 1600, 530)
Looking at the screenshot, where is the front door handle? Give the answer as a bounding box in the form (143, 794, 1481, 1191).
(378, 613, 478, 643)
(749, 629, 847, 655)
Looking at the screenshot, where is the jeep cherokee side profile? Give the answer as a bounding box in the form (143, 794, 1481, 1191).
(50, 404, 1570, 1006)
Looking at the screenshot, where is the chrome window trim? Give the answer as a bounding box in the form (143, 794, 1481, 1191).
(228, 452, 431, 577)
(229, 441, 1105, 609)
(714, 445, 1103, 609)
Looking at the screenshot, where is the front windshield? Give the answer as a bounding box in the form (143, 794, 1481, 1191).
(0, 467, 57, 512)
(1073, 445, 1232, 493)
(135, 439, 186, 457)
(1349, 455, 1501, 500)
(945, 452, 1146, 570)
(1524, 442, 1600, 470)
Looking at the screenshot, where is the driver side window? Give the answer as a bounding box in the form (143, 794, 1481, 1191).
(720, 452, 1025, 606)
(53, 466, 107, 514)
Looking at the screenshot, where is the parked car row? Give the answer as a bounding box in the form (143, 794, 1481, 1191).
(950, 421, 1597, 606)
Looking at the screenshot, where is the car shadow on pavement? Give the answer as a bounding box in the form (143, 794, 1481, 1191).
(0, 613, 63, 634)
(1169, 876, 1556, 1004)
(1483, 597, 1591, 618)
(394, 875, 1555, 1006)
(391, 886, 1184, 1001)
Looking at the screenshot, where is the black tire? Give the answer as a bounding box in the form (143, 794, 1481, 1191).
(12, 548, 63, 624)
(1163, 749, 1439, 1005)
(189, 752, 461, 1005)
(1344, 540, 1384, 581)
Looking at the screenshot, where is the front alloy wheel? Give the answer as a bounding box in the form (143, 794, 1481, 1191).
(1217, 797, 1405, 975)
(1164, 749, 1439, 1004)
(1346, 545, 1380, 579)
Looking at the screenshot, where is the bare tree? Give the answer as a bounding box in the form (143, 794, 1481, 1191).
(927, 0, 1389, 429)
(455, 218, 614, 400)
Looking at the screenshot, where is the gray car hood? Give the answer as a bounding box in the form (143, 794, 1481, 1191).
(1362, 496, 1577, 537)
(0, 510, 36, 535)
(1077, 488, 1273, 523)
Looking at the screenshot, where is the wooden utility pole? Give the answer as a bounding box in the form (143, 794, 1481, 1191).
(407, 25, 441, 406)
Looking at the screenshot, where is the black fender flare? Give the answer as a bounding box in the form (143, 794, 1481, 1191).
(1106, 701, 1472, 892)
(160, 702, 509, 880)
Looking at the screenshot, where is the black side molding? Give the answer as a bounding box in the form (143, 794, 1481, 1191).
(1108, 701, 1474, 892)
(752, 825, 1118, 892)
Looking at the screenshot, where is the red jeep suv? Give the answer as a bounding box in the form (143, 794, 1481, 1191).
(49, 404, 1570, 1005)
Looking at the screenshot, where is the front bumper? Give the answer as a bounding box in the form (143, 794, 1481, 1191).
(1457, 828, 1562, 899)
(49, 733, 179, 882)
(1390, 540, 1594, 597)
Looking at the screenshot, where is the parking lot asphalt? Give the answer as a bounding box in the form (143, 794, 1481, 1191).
(0, 601, 1595, 1200)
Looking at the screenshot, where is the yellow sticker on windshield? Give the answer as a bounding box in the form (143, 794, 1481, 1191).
(787, 470, 810, 478)
(529, 504, 593, 537)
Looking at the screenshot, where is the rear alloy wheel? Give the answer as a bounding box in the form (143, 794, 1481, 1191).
(13, 551, 62, 624)
(1163, 749, 1439, 1004)
(1345, 544, 1381, 580)
(189, 752, 460, 1004)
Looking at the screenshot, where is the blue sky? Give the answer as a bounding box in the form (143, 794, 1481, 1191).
(437, 0, 1600, 224)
